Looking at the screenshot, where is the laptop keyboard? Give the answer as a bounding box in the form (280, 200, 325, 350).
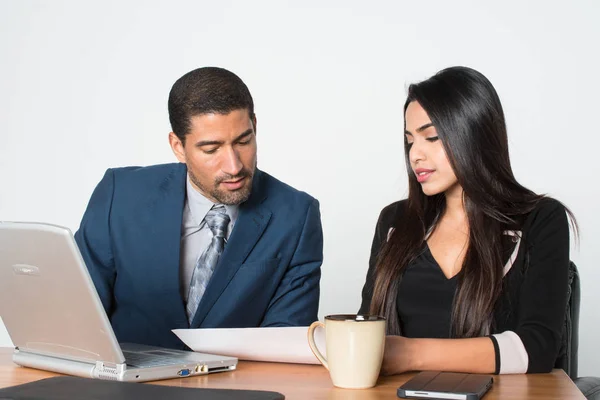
(123, 351, 193, 368)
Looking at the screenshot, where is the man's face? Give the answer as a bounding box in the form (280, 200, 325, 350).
(169, 109, 257, 205)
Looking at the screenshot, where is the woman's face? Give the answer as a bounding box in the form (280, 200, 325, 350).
(404, 101, 460, 197)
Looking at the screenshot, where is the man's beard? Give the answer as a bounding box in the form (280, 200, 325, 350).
(189, 167, 255, 205)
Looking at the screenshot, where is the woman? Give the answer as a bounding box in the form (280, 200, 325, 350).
(359, 66, 576, 375)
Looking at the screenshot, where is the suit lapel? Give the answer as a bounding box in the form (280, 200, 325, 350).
(191, 170, 271, 327)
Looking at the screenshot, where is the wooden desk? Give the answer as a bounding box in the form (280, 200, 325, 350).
(0, 348, 584, 399)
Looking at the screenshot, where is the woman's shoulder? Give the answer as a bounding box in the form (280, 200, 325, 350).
(371, 199, 409, 248)
(521, 197, 570, 242)
(377, 199, 409, 227)
(525, 197, 568, 222)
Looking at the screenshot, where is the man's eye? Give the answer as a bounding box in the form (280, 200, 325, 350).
(237, 140, 251, 145)
(203, 148, 218, 154)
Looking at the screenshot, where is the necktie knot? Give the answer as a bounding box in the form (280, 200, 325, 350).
(205, 205, 230, 239)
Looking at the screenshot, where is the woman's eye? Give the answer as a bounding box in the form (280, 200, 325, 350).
(426, 136, 439, 142)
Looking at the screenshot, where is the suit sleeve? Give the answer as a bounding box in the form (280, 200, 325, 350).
(74, 169, 116, 316)
(491, 200, 570, 373)
(260, 198, 323, 326)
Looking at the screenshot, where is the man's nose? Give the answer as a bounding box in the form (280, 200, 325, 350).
(221, 146, 243, 176)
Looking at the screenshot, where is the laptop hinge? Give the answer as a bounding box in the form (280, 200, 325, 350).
(13, 348, 96, 378)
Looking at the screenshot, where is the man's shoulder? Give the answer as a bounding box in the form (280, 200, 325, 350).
(258, 170, 316, 205)
(100, 163, 186, 200)
(109, 163, 185, 182)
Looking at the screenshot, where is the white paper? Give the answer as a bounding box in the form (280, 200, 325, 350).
(172, 326, 326, 364)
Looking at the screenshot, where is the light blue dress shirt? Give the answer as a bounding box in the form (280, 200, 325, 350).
(179, 176, 238, 300)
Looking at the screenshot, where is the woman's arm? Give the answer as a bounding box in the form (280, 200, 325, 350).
(359, 201, 405, 314)
(382, 336, 495, 375)
(502, 199, 570, 373)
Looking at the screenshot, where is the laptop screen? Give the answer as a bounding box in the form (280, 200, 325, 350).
(0, 222, 125, 365)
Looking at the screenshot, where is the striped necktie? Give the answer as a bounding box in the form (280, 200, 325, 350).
(186, 204, 230, 323)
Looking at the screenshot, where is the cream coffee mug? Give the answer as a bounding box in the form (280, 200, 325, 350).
(307, 314, 386, 389)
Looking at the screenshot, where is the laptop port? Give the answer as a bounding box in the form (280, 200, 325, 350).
(195, 364, 209, 373)
(177, 369, 191, 377)
(209, 366, 233, 373)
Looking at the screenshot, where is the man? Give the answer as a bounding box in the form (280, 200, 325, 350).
(75, 67, 323, 349)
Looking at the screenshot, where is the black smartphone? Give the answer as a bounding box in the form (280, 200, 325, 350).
(397, 371, 493, 400)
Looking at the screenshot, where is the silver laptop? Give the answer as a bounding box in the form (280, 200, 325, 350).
(0, 221, 237, 382)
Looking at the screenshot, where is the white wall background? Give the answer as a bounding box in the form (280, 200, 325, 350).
(1, 0, 598, 375)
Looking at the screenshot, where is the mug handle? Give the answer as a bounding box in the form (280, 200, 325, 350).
(307, 321, 328, 370)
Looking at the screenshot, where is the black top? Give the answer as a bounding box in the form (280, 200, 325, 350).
(396, 245, 457, 338)
(359, 198, 571, 374)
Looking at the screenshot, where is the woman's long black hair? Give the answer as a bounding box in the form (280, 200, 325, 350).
(369, 66, 573, 337)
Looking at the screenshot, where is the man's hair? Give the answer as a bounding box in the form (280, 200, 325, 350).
(168, 67, 255, 143)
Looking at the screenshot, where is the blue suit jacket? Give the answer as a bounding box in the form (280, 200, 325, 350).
(75, 163, 322, 349)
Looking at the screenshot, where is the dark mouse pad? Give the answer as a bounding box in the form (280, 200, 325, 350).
(0, 375, 285, 400)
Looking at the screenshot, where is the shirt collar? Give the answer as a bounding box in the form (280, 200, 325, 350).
(185, 175, 239, 226)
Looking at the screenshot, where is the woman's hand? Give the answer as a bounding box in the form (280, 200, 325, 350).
(380, 335, 416, 375)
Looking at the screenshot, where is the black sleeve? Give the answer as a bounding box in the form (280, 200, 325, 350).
(514, 199, 571, 373)
(358, 201, 404, 314)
